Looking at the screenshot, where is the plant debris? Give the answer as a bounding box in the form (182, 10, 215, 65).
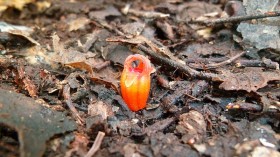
(0, 89, 76, 157)
(0, 0, 280, 157)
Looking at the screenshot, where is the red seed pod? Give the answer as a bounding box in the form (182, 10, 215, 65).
(120, 54, 153, 111)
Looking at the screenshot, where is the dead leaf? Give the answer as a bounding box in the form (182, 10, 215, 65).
(16, 64, 38, 98)
(65, 61, 94, 75)
(176, 110, 206, 144)
(68, 17, 90, 32)
(0, 89, 76, 157)
(251, 146, 280, 157)
(155, 20, 175, 40)
(89, 5, 121, 20)
(177, 1, 222, 21)
(119, 21, 145, 38)
(0, 31, 39, 52)
(0, 21, 33, 33)
(0, 0, 34, 10)
(105, 45, 132, 65)
(66, 133, 89, 157)
(123, 143, 141, 157)
(90, 72, 119, 93)
(218, 68, 280, 92)
(52, 33, 65, 56)
(88, 101, 113, 120)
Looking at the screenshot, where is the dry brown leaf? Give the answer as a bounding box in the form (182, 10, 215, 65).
(17, 65, 38, 97)
(0, 0, 34, 10)
(119, 21, 145, 38)
(89, 5, 121, 20)
(155, 21, 175, 40)
(219, 68, 280, 92)
(0, 0, 50, 12)
(65, 61, 94, 75)
(177, 1, 222, 21)
(52, 33, 65, 56)
(50, 33, 119, 92)
(68, 17, 90, 32)
(88, 101, 113, 120)
(90, 66, 120, 93)
(175, 110, 206, 144)
(66, 133, 89, 157)
(22, 77, 37, 98)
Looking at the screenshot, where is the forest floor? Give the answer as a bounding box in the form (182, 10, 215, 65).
(0, 0, 280, 157)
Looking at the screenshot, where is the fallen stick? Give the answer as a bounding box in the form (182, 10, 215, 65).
(187, 11, 280, 26)
(205, 51, 247, 69)
(85, 131, 105, 157)
(137, 44, 218, 80)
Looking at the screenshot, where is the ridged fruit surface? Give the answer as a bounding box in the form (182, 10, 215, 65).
(120, 54, 153, 111)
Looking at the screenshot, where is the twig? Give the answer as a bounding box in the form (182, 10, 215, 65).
(137, 44, 218, 80)
(93, 61, 111, 71)
(188, 11, 280, 26)
(205, 51, 247, 69)
(85, 131, 105, 157)
(226, 102, 262, 112)
(236, 58, 279, 70)
(185, 92, 201, 101)
(63, 84, 84, 125)
(184, 57, 229, 64)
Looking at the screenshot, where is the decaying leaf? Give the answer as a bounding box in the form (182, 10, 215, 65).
(218, 68, 280, 92)
(65, 61, 94, 75)
(155, 20, 175, 40)
(177, 1, 222, 21)
(66, 133, 89, 157)
(175, 110, 206, 144)
(181, 41, 233, 57)
(0, 22, 33, 33)
(0, 0, 50, 12)
(89, 5, 121, 20)
(90, 68, 120, 93)
(0, 89, 76, 157)
(0, 30, 39, 52)
(68, 17, 90, 32)
(119, 21, 145, 38)
(88, 101, 113, 120)
(0, 0, 34, 10)
(16, 64, 38, 98)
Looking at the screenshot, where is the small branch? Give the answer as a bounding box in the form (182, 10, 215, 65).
(226, 102, 262, 112)
(185, 92, 201, 101)
(236, 58, 279, 70)
(188, 11, 280, 26)
(93, 61, 111, 71)
(205, 51, 247, 69)
(63, 84, 84, 125)
(138, 45, 218, 80)
(85, 131, 105, 157)
(184, 57, 229, 64)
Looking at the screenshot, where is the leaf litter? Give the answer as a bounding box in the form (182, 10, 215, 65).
(0, 0, 280, 157)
